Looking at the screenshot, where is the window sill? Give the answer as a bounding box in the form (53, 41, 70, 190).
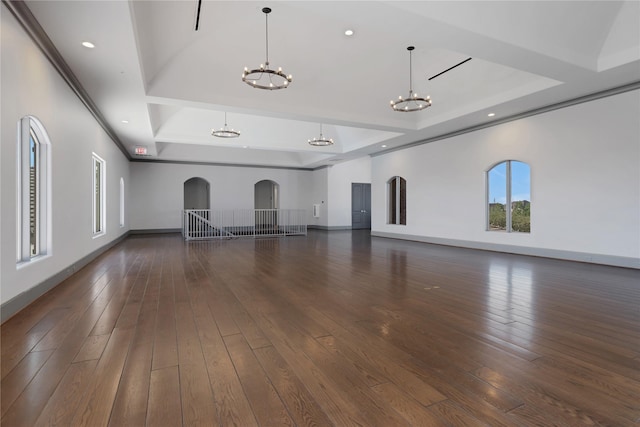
(486, 229, 531, 234)
(17, 253, 52, 270)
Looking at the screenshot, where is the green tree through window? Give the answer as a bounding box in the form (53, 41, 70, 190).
(488, 161, 530, 233)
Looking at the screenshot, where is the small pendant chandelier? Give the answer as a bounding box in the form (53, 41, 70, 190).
(242, 7, 292, 90)
(308, 123, 334, 146)
(390, 46, 432, 112)
(211, 112, 240, 138)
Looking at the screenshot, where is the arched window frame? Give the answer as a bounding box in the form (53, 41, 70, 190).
(92, 153, 106, 236)
(388, 176, 406, 225)
(486, 160, 531, 233)
(17, 116, 52, 263)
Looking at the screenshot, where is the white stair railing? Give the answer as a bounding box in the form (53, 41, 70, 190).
(182, 209, 307, 240)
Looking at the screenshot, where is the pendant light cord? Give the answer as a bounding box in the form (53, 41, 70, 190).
(265, 12, 269, 64)
(409, 49, 413, 94)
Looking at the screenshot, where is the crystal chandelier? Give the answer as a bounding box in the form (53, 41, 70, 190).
(211, 112, 240, 138)
(242, 7, 292, 90)
(390, 46, 432, 112)
(308, 123, 334, 146)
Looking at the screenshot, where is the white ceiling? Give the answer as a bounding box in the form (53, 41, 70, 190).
(24, 0, 640, 169)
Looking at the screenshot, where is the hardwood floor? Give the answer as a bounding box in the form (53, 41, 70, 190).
(2, 230, 639, 426)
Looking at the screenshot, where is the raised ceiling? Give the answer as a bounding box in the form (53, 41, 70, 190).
(23, 0, 640, 169)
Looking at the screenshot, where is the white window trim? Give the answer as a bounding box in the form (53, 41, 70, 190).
(92, 153, 106, 237)
(16, 116, 52, 265)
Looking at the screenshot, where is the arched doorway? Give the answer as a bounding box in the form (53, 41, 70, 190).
(184, 177, 210, 210)
(254, 180, 279, 209)
(254, 180, 279, 233)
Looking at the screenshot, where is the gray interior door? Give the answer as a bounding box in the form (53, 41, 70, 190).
(352, 183, 371, 229)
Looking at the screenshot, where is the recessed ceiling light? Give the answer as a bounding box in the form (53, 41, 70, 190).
(488, 113, 496, 117)
(381, 145, 387, 148)
(121, 120, 129, 124)
(344, 29, 354, 36)
(82, 41, 95, 49)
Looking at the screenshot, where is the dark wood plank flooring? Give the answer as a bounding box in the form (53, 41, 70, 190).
(2, 230, 639, 426)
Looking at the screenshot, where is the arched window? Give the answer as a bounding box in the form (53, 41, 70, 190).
(388, 176, 406, 225)
(487, 160, 530, 233)
(119, 177, 125, 227)
(92, 153, 106, 236)
(17, 116, 51, 262)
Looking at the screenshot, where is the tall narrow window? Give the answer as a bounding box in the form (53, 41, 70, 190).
(487, 160, 530, 233)
(388, 176, 406, 225)
(17, 116, 51, 263)
(119, 177, 125, 227)
(29, 130, 39, 254)
(92, 153, 106, 236)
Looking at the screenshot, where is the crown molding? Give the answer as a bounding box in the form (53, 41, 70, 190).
(130, 158, 317, 172)
(3, 0, 131, 159)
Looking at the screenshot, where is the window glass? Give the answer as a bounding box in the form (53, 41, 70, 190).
(399, 177, 406, 225)
(388, 176, 407, 225)
(488, 161, 530, 233)
(511, 161, 531, 233)
(92, 154, 106, 235)
(120, 177, 125, 227)
(17, 116, 50, 263)
(389, 177, 397, 224)
(29, 132, 39, 255)
(488, 162, 507, 231)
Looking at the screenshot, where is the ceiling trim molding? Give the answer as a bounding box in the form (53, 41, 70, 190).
(3, 0, 131, 159)
(372, 80, 640, 157)
(130, 158, 319, 172)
